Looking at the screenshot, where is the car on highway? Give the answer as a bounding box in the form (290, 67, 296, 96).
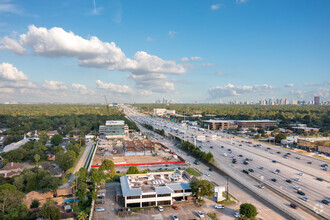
(297, 173, 304, 176)
(316, 177, 324, 181)
(248, 168, 254, 172)
(238, 154, 243, 157)
(221, 146, 224, 148)
(95, 200, 105, 204)
(286, 179, 292, 183)
(307, 161, 312, 164)
(321, 200, 329, 205)
(228, 149, 231, 151)
(172, 215, 179, 220)
(293, 186, 301, 190)
(205, 173, 210, 177)
(272, 170, 279, 174)
(271, 178, 277, 182)
(321, 164, 328, 167)
(194, 160, 200, 165)
(297, 190, 305, 196)
(290, 203, 297, 209)
(272, 160, 277, 163)
(210, 146, 213, 148)
(295, 156, 301, 159)
(301, 197, 309, 202)
(209, 167, 213, 171)
(243, 161, 249, 165)
(223, 153, 227, 157)
(95, 207, 105, 212)
(258, 184, 264, 189)
(322, 167, 328, 171)
(258, 166, 264, 170)
(277, 151, 281, 154)
(158, 206, 163, 211)
(294, 177, 300, 181)
(197, 211, 205, 218)
(214, 205, 224, 209)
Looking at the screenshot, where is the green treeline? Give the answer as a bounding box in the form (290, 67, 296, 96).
(135, 104, 330, 132)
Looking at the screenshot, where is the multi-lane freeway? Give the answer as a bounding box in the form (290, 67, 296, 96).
(121, 105, 329, 220)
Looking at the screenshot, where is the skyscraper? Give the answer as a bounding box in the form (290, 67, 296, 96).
(314, 96, 320, 105)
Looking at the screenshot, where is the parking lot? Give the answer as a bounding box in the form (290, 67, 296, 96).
(93, 182, 242, 220)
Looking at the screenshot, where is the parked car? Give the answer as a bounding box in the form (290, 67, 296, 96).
(215, 205, 224, 209)
(234, 212, 240, 218)
(158, 206, 163, 212)
(95, 207, 105, 212)
(172, 206, 178, 210)
(95, 200, 105, 204)
(197, 211, 204, 218)
(172, 215, 179, 220)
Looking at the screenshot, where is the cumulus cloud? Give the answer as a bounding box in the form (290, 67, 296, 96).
(0, 37, 25, 54)
(211, 4, 221, 10)
(304, 82, 321, 86)
(181, 57, 189, 62)
(1, 25, 186, 92)
(285, 83, 295, 87)
(96, 80, 134, 95)
(128, 73, 175, 93)
(190, 56, 203, 61)
(0, 62, 28, 81)
(43, 80, 67, 90)
(209, 83, 275, 98)
(72, 83, 92, 95)
(0, 1, 22, 14)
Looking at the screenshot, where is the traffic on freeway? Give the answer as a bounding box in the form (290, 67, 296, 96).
(122, 105, 330, 219)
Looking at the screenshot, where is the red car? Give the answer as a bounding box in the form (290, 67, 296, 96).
(172, 206, 178, 210)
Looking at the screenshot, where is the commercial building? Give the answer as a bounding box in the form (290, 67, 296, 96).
(314, 96, 320, 105)
(119, 171, 192, 208)
(318, 146, 330, 155)
(292, 127, 319, 135)
(99, 120, 129, 139)
(235, 120, 277, 129)
(123, 140, 154, 156)
(201, 120, 236, 130)
(153, 109, 176, 116)
(297, 137, 330, 151)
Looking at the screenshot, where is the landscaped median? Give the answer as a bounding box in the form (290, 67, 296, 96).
(185, 167, 202, 177)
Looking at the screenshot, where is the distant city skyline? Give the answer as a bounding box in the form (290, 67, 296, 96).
(0, 0, 329, 103)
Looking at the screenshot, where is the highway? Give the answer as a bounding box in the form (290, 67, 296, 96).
(121, 105, 324, 220)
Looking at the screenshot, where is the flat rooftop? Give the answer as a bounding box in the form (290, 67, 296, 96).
(120, 171, 190, 197)
(106, 120, 125, 125)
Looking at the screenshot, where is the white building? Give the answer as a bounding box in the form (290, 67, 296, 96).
(99, 120, 129, 139)
(120, 171, 192, 208)
(153, 109, 176, 116)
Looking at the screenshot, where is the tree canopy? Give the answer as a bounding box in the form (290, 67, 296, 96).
(189, 178, 214, 201)
(240, 203, 258, 218)
(127, 166, 140, 174)
(51, 134, 63, 146)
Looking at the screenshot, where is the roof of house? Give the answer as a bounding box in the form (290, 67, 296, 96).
(41, 163, 63, 176)
(0, 162, 28, 171)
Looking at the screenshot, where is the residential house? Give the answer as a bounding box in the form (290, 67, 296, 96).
(0, 162, 32, 178)
(41, 163, 63, 177)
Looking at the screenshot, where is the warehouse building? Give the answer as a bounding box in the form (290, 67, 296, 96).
(120, 171, 192, 208)
(235, 120, 277, 129)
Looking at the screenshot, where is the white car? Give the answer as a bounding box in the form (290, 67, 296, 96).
(215, 205, 224, 209)
(223, 153, 227, 157)
(197, 211, 205, 218)
(294, 177, 300, 181)
(158, 206, 163, 211)
(297, 173, 304, 176)
(234, 212, 240, 218)
(301, 197, 309, 201)
(293, 186, 302, 191)
(172, 216, 179, 220)
(205, 173, 210, 177)
(95, 207, 105, 212)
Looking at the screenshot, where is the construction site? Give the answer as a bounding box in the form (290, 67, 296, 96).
(91, 140, 185, 167)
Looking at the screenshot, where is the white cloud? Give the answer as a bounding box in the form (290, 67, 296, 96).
(236, 0, 247, 4)
(168, 30, 176, 38)
(200, 63, 214, 67)
(290, 90, 306, 99)
(1, 25, 186, 92)
(0, 36, 25, 54)
(71, 83, 92, 95)
(209, 83, 275, 98)
(216, 71, 223, 76)
(181, 57, 189, 62)
(285, 83, 295, 87)
(128, 73, 175, 93)
(211, 4, 221, 10)
(0, 88, 14, 93)
(146, 36, 154, 42)
(190, 56, 203, 61)
(314, 88, 330, 98)
(0, 1, 22, 14)
(304, 82, 321, 86)
(43, 80, 67, 90)
(96, 80, 134, 95)
(0, 62, 28, 81)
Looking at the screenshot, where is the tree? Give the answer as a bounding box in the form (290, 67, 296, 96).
(205, 152, 214, 162)
(3, 204, 29, 220)
(13, 175, 24, 191)
(0, 184, 25, 215)
(34, 154, 40, 165)
(76, 182, 87, 204)
(240, 203, 258, 218)
(39, 131, 49, 145)
(30, 199, 40, 208)
(78, 211, 88, 220)
(77, 167, 88, 183)
(56, 151, 76, 171)
(89, 169, 105, 185)
(51, 134, 63, 146)
(189, 179, 214, 201)
(275, 133, 287, 143)
(127, 166, 139, 174)
(39, 201, 60, 220)
(100, 159, 116, 178)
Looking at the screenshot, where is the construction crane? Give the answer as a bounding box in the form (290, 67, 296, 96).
(104, 95, 110, 115)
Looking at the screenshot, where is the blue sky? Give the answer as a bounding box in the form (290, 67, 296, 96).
(0, 0, 329, 103)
